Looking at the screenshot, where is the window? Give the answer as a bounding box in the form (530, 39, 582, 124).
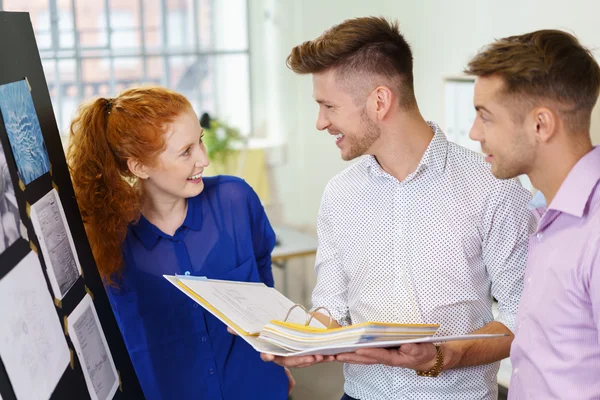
(1, 0, 251, 141)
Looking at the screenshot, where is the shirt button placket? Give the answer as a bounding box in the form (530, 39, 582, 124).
(172, 236, 193, 276)
(199, 334, 222, 399)
(174, 233, 221, 396)
(394, 182, 403, 323)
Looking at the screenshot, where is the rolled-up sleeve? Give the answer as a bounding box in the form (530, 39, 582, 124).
(311, 184, 351, 326)
(483, 179, 536, 332)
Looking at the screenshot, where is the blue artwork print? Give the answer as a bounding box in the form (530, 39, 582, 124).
(0, 80, 51, 185)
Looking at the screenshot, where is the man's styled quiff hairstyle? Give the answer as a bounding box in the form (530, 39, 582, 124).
(287, 16, 417, 108)
(465, 29, 600, 133)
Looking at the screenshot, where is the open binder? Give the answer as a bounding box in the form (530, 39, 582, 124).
(164, 275, 506, 357)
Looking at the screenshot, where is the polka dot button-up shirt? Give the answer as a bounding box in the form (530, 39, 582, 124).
(312, 122, 536, 400)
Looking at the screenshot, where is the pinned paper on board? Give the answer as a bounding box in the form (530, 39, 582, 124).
(68, 294, 119, 400)
(0, 138, 21, 255)
(30, 188, 81, 299)
(0, 251, 70, 400)
(0, 79, 50, 185)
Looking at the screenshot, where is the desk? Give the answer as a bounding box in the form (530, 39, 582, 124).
(271, 226, 318, 299)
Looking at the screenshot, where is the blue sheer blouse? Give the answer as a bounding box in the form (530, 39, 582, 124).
(106, 176, 288, 400)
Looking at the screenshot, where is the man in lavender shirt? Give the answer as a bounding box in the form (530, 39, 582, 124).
(465, 30, 600, 399)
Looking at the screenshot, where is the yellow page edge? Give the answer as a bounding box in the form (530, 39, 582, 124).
(270, 320, 440, 333)
(262, 328, 436, 342)
(176, 280, 259, 337)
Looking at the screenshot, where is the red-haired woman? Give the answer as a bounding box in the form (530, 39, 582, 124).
(67, 86, 291, 400)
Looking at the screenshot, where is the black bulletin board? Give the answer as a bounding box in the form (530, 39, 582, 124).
(0, 11, 144, 400)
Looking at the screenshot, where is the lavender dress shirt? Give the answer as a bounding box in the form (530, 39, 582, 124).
(509, 146, 600, 399)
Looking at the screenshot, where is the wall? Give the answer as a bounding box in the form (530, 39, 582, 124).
(592, 104, 600, 145)
(250, 0, 600, 230)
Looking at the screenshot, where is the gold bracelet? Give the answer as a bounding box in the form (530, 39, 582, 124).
(416, 345, 444, 377)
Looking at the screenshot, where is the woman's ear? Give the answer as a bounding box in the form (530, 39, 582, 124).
(127, 158, 150, 179)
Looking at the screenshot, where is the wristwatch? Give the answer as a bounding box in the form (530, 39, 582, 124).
(416, 345, 444, 377)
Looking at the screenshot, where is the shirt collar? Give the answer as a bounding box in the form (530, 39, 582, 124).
(527, 190, 547, 221)
(131, 195, 204, 250)
(528, 190, 547, 210)
(420, 121, 449, 175)
(366, 121, 449, 179)
(547, 146, 600, 218)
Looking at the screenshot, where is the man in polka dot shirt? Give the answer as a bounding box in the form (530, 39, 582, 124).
(261, 16, 536, 400)
(467, 30, 600, 400)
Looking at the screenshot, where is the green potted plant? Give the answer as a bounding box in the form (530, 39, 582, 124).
(199, 112, 244, 173)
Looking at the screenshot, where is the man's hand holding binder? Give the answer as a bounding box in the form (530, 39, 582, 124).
(163, 275, 508, 364)
(334, 320, 514, 375)
(259, 311, 339, 368)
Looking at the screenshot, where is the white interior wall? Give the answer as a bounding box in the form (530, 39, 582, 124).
(250, 0, 600, 230)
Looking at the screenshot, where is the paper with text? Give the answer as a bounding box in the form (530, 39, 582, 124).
(0, 251, 70, 400)
(166, 276, 324, 335)
(68, 294, 118, 400)
(30, 189, 81, 299)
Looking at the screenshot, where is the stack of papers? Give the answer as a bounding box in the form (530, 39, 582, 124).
(259, 321, 439, 351)
(163, 275, 507, 357)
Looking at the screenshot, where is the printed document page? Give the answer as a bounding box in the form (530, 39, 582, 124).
(0, 252, 70, 400)
(164, 276, 324, 334)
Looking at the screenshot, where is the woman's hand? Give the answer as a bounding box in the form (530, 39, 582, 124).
(284, 367, 296, 395)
